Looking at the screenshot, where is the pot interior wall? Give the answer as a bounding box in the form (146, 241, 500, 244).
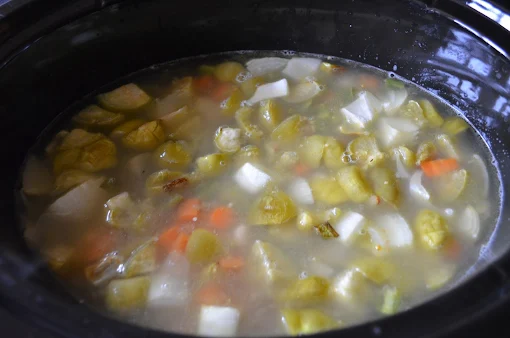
(0, 1, 509, 337)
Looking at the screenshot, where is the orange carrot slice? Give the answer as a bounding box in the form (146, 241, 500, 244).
(177, 198, 201, 222)
(421, 158, 459, 177)
(219, 256, 245, 271)
(209, 206, 235, 230)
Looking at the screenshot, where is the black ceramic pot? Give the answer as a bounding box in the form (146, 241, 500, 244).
(0, 1, 509, 337)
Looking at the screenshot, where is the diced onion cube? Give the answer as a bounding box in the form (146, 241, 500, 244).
(198, 306, 240, 337)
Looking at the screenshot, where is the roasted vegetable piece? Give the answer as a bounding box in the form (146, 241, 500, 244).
(314, 222, 339, 239)
(281, 308, 339, 335)
(155, 140, 192, 170)
(434, 169, 468, 202)
(54, 170, 95, 194)
(251, 240, 296, 285)
(416, 141, 437, 165)
(275, 151, 299, 170)
(259, 100, 283, 132)
(123, 240, 157, 278)
(419, 99, 444, 127)
(196, 153, 230, 177)
(105, 276, 151, 312)
(337, 166, 373, 203)
(381, 286, 401, 315)
(442, 117, 469, 136)
(220, 88, 243, 117)
(436, 134, 459, 159)
(110, 119, 146, 140)
(235, 145, 261, 165)
(368, 167, 399, 205)
(352, 257, 396, 284)
(98, 83, 151, 113)
(53, 129, 117, 174)
(214, 62, 245, 82)
(248, 190, 297, 225)
(145, 169, 185, 194)
(323, 137, 346, 169)
(346, 136, 385, 169)
(122, 120, 166, 151)
(73, 105, 124, 128)
(280, 276, 330, 303)
(235, 107, 264, 141)
(186, 229, 222, 263)
(215, 127, 242, 153)
(309, 176, 348, 205)
(415, 209, 449, 250)
(271, 115, 312, 143)
(298, 135, 326, 168)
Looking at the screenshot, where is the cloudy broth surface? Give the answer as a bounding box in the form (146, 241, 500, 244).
(20, 51, 500, 336)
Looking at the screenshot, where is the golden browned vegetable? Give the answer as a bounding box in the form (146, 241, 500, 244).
(337, 166, 373, 203)
(415, 209, 449, 250)
(122, 120, 166, 151)
(249, 190, 297, 225)
(73, 105, 124, 128)
(154, 140, 192, 170)
(98, 83, 151, 113)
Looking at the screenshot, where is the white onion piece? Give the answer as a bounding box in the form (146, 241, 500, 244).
(381, 88, 408, 114)
(284, 81, 322, 103)
(333, 212, 366, 243)
(247, 79, 289, 105)
(282, 57, 321, 80)
(234, 163, 271, 194)
(22, 156, 53, 196)
(377, 214, 413, 248)
(457, 205, 480, 241)
(198, 306, 240, 337)
(409, 170, 430, 202)
(377, 117, 419, 148)
(287, 178, 314, 205)
(340, 92, 382, 129)
(148, 253, 190, 307)
(469, 154, 490, 199)
(246, 57, 289, 76)
(305, 258, 335, 278)
(39, 177, 106, 225)
(395, 156, 410, 179)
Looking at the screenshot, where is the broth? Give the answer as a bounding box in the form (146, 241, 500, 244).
(19, 52, 500, 336)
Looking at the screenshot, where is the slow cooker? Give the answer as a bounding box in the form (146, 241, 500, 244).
(1, 0, 510, 337)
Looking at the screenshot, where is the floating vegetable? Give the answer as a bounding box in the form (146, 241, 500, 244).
(122, 120, 166, 151)
(155, 140, 192, 170)
(73, 105, 124, 128)
(280, 276, 330, 303)
(419, 99, 444, 127)
(251, 240, 296, 285)
(246, 57, 289, 76)
(323, 137, 346, 169)
(285, 80, 322, 103)
(196, 153, 230, 177)
(346, 136, 385, 169)
(368, 167, 399, 205)
(235, 107, 264, 141)
(258, 100, 283, 132)
(442, 116, 469, 136)
(298, 135, 326, 168)
(340, 92, 382, 129)
(214, 127, 242, 153)
(287, 178, 314, 205)
(281, 308, 339, 335)
(457, 205, 480, 241)
(416, 141, 437, 165)
(234, 162, 271, 193)
(186, 229, 223, 264)
(434, 169, 468, 202)
(110, 119, 146, 140)
(380, 286, 401, 315)
(247, 79, 289, 105)
(98, 83, 151, 113)
(105, 276, 150, 312)
(314, 222, 339, 239)
(332, 211, 366, 243)
(272, 114, 312, 143)
(214, 62, 245, 82)
(282, 57, 322, 80)
(415, 209, 449, 250)
(337, 166, 373, 203)
(249, 190, 297, 225)
(409, 170, 430, 202)
(309, 176, 348, 205)
(198, 306, 241, 337)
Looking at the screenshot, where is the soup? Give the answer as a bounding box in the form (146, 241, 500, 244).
(19, 52, 498, 336)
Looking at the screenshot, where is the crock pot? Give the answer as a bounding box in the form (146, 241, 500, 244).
(1, 0, 510, 337)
